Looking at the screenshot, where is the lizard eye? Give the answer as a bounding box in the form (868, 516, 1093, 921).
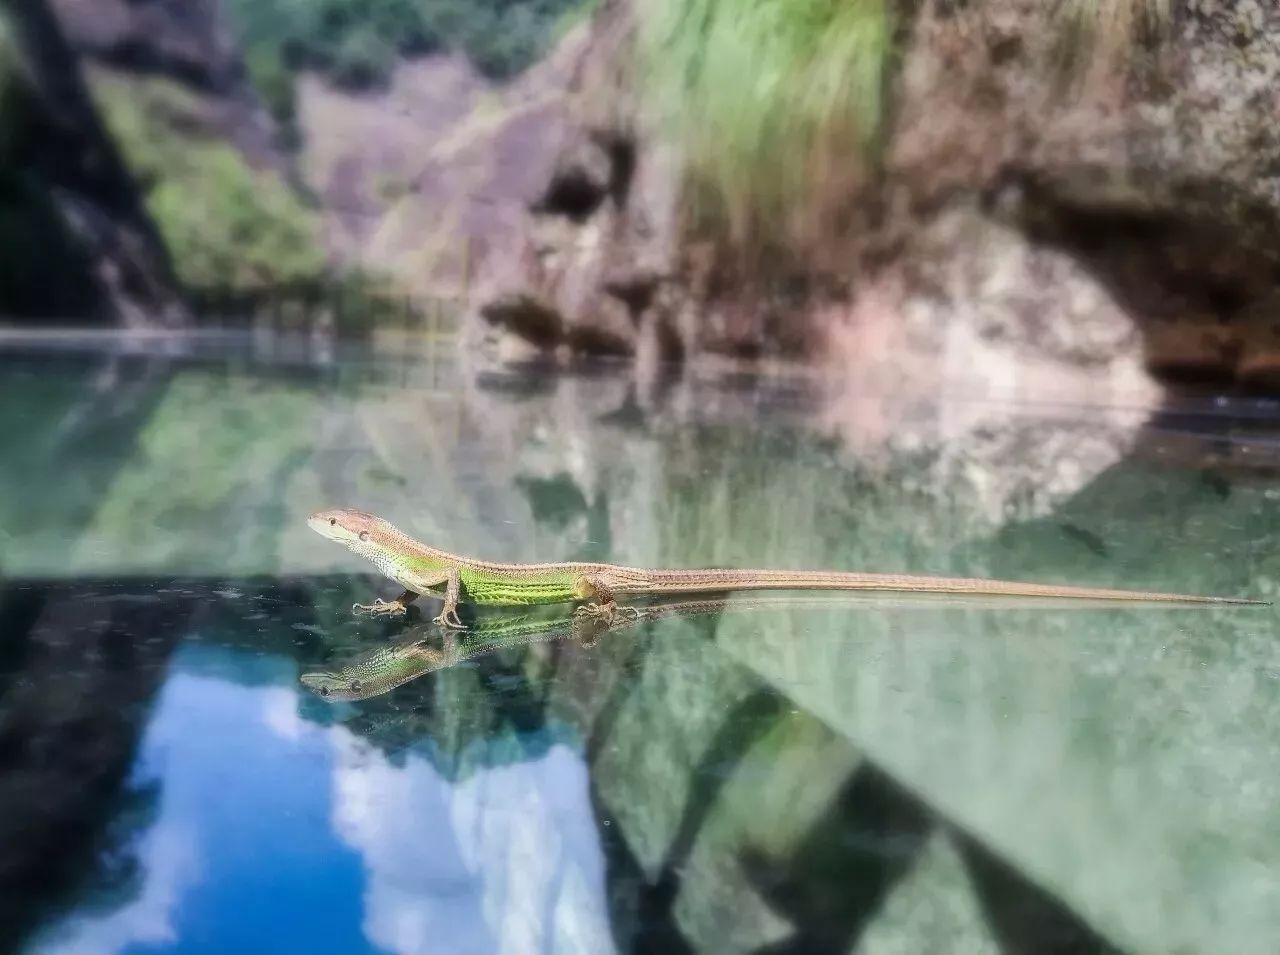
(358, 531, 369, 542)
(350, 679, 363, 692)
(319, 686, 330, 697)
(329, 518, 336, 526)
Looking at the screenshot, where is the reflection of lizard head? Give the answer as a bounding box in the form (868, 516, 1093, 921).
(301, 640, 442, 702)
(298, 669, 367, 702)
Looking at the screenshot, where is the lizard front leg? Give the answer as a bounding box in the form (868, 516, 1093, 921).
(354, 588, 419, 617)
(573, 574, 640, 625)
(353, 567, 464, 628)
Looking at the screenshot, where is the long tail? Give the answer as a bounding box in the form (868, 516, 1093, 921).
(636, 569, 1266, 605)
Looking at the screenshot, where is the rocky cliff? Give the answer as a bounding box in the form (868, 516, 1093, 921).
(473, 0, 1280, 398)
(0, 0, 186, 326)
(0, 0, 307, 326)
(295, 32, 590, 298)
(48, 0, 287, 171)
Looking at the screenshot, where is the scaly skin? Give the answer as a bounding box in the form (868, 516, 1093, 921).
(307, 508, 1267, 629)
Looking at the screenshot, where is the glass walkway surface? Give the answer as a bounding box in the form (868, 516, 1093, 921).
(3, 337, 1277, 954)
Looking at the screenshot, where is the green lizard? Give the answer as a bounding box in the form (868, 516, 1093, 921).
(307, 508, 1266, 629)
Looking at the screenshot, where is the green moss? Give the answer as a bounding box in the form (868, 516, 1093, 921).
(639, 0, 1182, 262)
(639, 0, 892, 260)
(244, 44, 297, 131)
(90, 73, 326, 290)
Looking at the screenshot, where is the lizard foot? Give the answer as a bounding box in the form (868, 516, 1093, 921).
(353, 598, 407, 617)
(573, 602, 640, 625)
(433, 607, 466, 630)
(573, 602, 607, 622)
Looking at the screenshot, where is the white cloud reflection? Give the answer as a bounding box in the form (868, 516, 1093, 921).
(327, 729, 616, 955)
(260, 686, 310, 741)
(35, 822, 200, 955)
(30, 664, 614, 955)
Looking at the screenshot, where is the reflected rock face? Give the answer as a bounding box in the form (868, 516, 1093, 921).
(0, 585, 190, 941)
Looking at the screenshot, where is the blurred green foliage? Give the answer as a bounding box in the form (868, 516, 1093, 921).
(92, 74, 326, 290)
(244, 45, 298, 145)
(639, 0, 892, 262)
(228, 0, 588, 133)
(146, 148, 324, 289)
(636, 0, 1175, 264)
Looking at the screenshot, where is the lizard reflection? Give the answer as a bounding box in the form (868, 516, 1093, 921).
(301, 597, 724, 702)
(299, 590, 1244, 703)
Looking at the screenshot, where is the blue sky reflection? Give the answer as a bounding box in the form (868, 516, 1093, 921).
(31, 645, 613, 955)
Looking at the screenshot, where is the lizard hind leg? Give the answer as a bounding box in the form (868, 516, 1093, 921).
(431, 567, 467, 630)
(572, 575, 640, 625)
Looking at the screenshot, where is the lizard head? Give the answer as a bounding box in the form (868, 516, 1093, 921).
(307, 507, 389, 554)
